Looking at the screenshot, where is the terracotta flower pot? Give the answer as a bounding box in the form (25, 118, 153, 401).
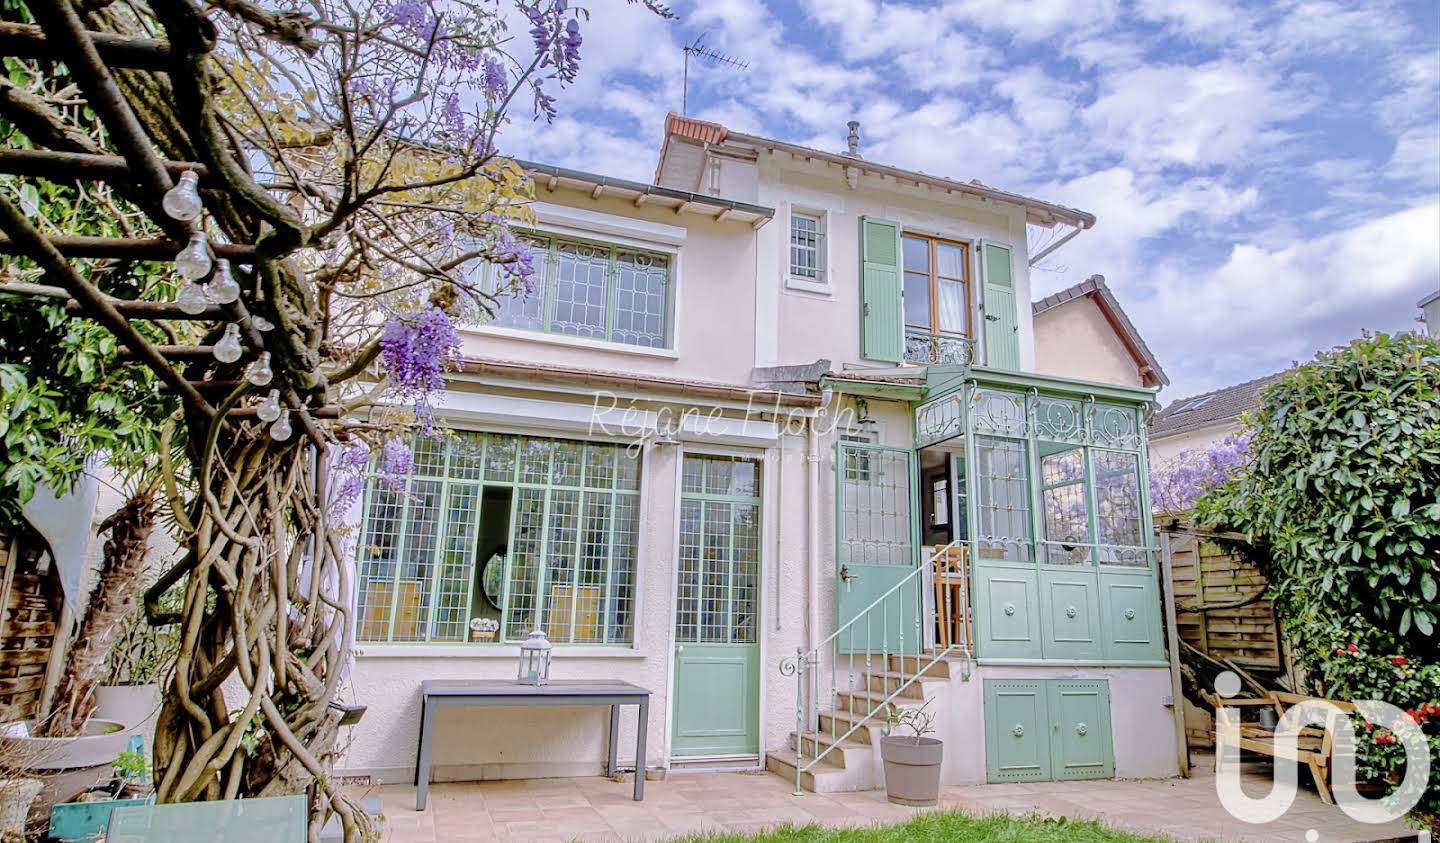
(880, 735, 943, 807)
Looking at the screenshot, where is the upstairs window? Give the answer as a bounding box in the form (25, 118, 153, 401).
(902, 234, 972, 365)
(789, 212, 825, 281)
(489, 232, 672, 349)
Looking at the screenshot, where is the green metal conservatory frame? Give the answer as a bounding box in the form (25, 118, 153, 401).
(829, 364, 1166, 665)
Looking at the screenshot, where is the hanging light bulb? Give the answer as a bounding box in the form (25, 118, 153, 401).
(256, 389, 282, 423)
(175, 281, 208, 316)
(208, 260, 241, 305)
(213, 323, 243, 364)
(175, 233, 212, 280)
(251, 316, 275, 332)
(269, 411, 293, 441)
(162, 170, 203, 222)
(245, 352, 273, 386)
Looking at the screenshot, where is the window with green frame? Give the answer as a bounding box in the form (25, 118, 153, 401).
(354, 430, 642, 645)
(488, 232, 672, 348)
(1037, 442, 1147, 567)
(676, 454, 762, 644)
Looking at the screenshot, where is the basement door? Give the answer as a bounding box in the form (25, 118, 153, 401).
(836, 442, 919, 653)
(671, 454, 762, 758)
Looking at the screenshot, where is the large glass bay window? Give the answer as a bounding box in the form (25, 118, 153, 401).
(355, 431, 641, 645)
(487, 232, 672, 349)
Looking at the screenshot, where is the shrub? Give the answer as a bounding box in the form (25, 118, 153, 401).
(1196, 331, 1439, 830)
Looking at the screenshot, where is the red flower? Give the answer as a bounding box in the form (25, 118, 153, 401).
(1406, 710, 1420, 724)
(1391, 656, 1408, 666)
(1347, 643, 1359, 654)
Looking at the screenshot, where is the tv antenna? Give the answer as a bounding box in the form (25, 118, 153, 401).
(682, 33, 748, 116)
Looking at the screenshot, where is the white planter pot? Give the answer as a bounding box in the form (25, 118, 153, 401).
(0, 778, 42, 837)
(95, 684, 162, 740)
(0, 718, 129, 771)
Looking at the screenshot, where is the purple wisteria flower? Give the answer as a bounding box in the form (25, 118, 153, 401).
(379, 439, 415, 489)
(380, 306, 462, 432)
(1150, 433, 1253, 514)
(482, 56, 508, 101)
(387, 0, 433, 35)
(491, 224, 535, 288)
(327, 443, 372, 516)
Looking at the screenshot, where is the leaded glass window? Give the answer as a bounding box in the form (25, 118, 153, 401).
(973, 435, 1032, 560)
(487, 232, 671, 348)
(1039, 445, 1090, 565)
(354, 431, 641, 645)
(789, 212, 823, 280)
(1093, 449, 1146, 566)
(677, 455, 763, 645)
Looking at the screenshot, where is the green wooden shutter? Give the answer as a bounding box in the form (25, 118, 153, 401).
(859, 217, 903, 363)
(980, 241, 1019, 369)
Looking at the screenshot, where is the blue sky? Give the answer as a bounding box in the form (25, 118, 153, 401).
(504, 0, 1440, 400)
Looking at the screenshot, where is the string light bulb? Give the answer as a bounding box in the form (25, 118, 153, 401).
(256, 389, 282, 423)
(175, 281, 208, 316)
(175, 233, 212, 280)
(245, 352, 273, 386)
(269, 411, 293, 441)
(208, 260, 241, 305)
(161, 170, 203, 222)
(251, 316, 275, 332)
(213, 323, 242, 363)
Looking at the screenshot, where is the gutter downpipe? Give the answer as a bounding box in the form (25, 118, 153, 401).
(807, 388, 830, 662)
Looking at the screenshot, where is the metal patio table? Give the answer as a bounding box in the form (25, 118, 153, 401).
(412, 679, 651, 810)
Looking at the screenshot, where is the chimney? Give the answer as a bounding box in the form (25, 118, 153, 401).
(846, 120, 860, 157)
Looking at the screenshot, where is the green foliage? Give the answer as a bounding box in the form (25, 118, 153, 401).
(1196, 331, 1440, 828)
(0, 55, 179, 527)
(672, 810, 1172, 842)
(113, 749, 150, 781)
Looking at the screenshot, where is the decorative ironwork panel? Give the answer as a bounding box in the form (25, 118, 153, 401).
(970, 387, 1028, 437)
(904, 331, 974, 366)
(1035, 397, 1086, 445)
(838, 445, 913, 565)
(915, 395, 963, 448)
(1089, 403, 1141, 450)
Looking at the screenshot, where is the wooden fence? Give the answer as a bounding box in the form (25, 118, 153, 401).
(0, 529, 62, 723)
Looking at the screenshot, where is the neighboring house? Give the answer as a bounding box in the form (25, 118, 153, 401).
(1419, 288, 1439, 335)
(336, 113, 1179, 792)
(1032, 275, 1167, 390)
(1148, 373, 1283, 467)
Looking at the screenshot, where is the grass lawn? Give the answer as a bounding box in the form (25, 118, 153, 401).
(671, 809, 1174, 842)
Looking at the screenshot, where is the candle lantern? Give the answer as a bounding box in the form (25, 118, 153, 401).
(517, 629, 552, 686)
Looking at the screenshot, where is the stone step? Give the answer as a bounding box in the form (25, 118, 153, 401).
(865, 672, 944, 699)
(765, 748, 876, 794)
(886, 653, 954, 679)
(789, 730, 873, 770)
(835, 687, 929, 713)
(817, 709, 882, 744)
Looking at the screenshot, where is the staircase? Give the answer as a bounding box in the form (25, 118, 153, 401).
(770, 542, 971, 794)
(767, 653, 960, 792)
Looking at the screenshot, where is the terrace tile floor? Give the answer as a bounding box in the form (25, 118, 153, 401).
(348, 753, 1419, 842)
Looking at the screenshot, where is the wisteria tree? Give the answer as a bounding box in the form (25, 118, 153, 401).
(0, 0, 666, 837)
(1149, 432, 1253, 515)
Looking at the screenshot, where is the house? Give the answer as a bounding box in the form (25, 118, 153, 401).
(335, 113, 1181, 793)
(1419, 288, 1439, 335)
(1032, 275, 1167, 390)
(1148, 373, 1282, 466)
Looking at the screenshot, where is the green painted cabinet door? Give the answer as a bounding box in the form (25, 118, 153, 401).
(973, 565, 1041, 659)
(859, 217, 904, 363)
(980, 242, 1020, 370)
(983, 680, 1051, 782)
(671, 643, 760, 756)
(1038, 570, 1103, 660)
(1047, 680, 1115, 780)
(1099, 572, 1164, 661)
(836, 442, 919, 653)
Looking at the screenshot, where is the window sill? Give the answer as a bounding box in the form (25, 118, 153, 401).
(463, 325, 679, 359)
(784, 276, 832, 297)
(355, 644, 646, 660)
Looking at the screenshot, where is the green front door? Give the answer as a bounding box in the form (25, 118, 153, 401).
(671, 454, 762, 758)
(836, 442, 919, 653)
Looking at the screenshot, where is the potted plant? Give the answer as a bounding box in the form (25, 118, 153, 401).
(95, 567, 181, 742)
(0, 733, 47, 841)
(880, 699, 943, 807)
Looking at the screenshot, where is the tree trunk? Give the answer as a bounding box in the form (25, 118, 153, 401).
(37, 489, 157, 737)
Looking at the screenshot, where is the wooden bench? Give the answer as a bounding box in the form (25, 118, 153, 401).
(1214, 691, 1357, 804)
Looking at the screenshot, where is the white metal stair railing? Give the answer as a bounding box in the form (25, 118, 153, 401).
(777, 541, 969, 795)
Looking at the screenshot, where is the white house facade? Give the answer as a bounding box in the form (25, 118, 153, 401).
(334, 114, 1183, 793)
